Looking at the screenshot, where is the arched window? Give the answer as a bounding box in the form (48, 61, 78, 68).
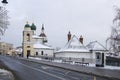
(27, 33, 30, 41)
(36, 52, 38, 55)
(41, 51, 44, 55)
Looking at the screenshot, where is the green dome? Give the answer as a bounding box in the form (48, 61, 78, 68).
(31, 23, 36, 30)
(25, 22, 30, 28)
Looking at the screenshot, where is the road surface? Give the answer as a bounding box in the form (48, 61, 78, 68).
(0, 56, 111, 80)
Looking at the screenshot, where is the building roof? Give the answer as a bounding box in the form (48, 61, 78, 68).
(57, 35, 89, 53)
(33, 43, 53, 49)
(24, 22, 30, 28)
(39, 33, 46, 37)
(86, 41, 107, 51)
(31, 23, 36, 30)
(32, 35, 43, 39)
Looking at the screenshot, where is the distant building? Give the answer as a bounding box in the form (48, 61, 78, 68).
(86, 41, 108, 66)
(86, 41, 108, 58)
(22, 22, 54, 58)
(0, 42, 13, 55)
(15, 46, 22, 56)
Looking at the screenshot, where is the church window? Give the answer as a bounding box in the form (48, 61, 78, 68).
(27, 34, 30, 41)
(41, 51, 44, 55)
(36, 52, 38, 55)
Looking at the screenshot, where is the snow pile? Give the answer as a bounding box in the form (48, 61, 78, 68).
(88, 64, 120, 70)
(52, 60, 62, 63)
(104, 66, 120, 70)
(29, 57, 42, 60)
(0, 69, 14, 80)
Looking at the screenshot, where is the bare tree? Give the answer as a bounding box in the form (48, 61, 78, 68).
(107, 7, 120, 56)
(0, 6, 9, 36)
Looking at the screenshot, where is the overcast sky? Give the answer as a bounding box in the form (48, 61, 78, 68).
(1, 0, 120, 48)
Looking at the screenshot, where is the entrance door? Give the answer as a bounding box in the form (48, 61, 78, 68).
(27, 50, 30, 57)
(96, 52, 104, 67)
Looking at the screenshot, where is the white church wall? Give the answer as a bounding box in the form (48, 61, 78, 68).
(55, 52, 92, 59)
(34, 48, 54, 57)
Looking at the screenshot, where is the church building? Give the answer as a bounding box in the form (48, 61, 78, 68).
(22, 22, 54, 58)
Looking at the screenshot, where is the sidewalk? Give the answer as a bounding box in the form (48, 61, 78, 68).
(20, 57, 120, 80)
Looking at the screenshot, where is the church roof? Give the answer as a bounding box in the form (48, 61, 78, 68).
(57, 35, 89, 53)
(34, 43, 53, 49)
(39, 33, 46, 37)
(31, 23, 36, 30)
(24, 22, 30, 28)
(86, 41, 107, 51)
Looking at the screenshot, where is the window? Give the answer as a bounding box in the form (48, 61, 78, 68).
(36, 52, 38, 55)
(27, 34, 30, 41)
(41, 51, 44, 55)
(27, 50, 30, 56)
(27, 46, 30, 48)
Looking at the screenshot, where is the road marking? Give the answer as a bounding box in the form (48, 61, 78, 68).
(94, 76, 96, 80)
(17, 62, 66, 80)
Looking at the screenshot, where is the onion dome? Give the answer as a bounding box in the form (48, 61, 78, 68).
(31, 23, 36, 30)
(25, 21, 30, 28)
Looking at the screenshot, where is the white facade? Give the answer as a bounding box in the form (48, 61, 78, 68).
(34, 48, 54, 57)
(34, 43, 54, 57)
(86, 41, 108, 59)
(55, 52, 92, 58)
(86, 41, 108, 65)
(55, 35, 91, 59)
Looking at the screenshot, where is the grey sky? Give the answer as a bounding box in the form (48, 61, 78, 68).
(1, 0, 120, 48)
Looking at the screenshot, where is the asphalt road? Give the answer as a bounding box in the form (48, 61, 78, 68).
(0, 56, 111, 80)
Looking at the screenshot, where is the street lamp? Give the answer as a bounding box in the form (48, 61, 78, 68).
(1, 0, 8, 4)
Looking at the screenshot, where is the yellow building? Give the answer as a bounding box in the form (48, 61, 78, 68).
(22, 22, 54, 58)
(0, 42, 13, 55)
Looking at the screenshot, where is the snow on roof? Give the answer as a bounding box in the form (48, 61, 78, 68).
(86, 41, 107, 51)
(57, 35, 89, 53)
(15, 48, 22, 53)
(34, 43, 53, 49)
(32, 35, 43, 39)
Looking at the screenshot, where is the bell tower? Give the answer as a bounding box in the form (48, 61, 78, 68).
(22, 22, 34, 57)
(39, 24, 47, 43)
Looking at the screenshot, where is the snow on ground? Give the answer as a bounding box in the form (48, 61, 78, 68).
(0, 69, 14, 80)
(52, 59, 62, 63)
(89, 64, 120, 70)
(29, 57, 42, 60)
(104, 66, 120, 70)
(30, 57, 120, 70)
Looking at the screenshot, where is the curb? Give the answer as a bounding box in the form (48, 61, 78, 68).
(20, 58, 120, 80)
